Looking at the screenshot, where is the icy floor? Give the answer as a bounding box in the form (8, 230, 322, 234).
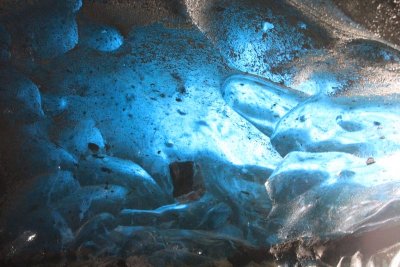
(0, 0, 400, 266)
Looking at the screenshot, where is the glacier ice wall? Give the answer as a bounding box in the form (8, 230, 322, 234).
(0, 0, 399, 266)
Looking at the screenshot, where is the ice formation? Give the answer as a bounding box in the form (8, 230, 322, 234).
(0, 0, 399, 266)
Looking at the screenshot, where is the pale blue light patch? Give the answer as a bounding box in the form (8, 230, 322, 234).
(112, 225, 147, 236)
(119, 204, 188, 219)
(296, 72, 345, 95)
(262, 22, 274, 31)
(79, 22, 124, 52)
(271, 94, 400, 158)
(151, 203, 187, 213)
(380, 49, 399, 62)
(59, 97, 68, 109)
(222, 74, 306, 136)
(298, 22, 307, 29)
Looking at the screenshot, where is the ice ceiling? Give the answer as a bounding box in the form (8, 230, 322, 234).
(0, 0, 400, 266)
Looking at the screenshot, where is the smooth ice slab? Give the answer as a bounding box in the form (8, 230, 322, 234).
(0, 68, 44, 122)
(266, 151, 400, 204)
(77, 154, 169, 205)
(222, 72, 400, 246)
(271, 95, 400, 158)
(78, 21, 123, 52)
(222, 74, 306, 136)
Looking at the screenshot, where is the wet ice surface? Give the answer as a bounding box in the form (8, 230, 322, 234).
(187, 0, 400, 96)
(0, 0, 400, 266)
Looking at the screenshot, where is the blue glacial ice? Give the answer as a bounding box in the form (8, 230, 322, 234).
(271, 94, 400, 157)
(78, 20, 124, 52)
(187, 0, 400, 96)
(0, 0, 400, 266)
(224, 74, 400, 244)
(0, 67, 44, 122)
(222, 74, 307, 136)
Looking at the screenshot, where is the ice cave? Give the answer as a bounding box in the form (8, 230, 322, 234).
(0, 0, 400, 266)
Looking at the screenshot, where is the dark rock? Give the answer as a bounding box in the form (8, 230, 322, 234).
(169, 161, 205, 198)
(88, 142, 100, 153)
(366, 157, 375, 165)
(228, 245, 271, 267)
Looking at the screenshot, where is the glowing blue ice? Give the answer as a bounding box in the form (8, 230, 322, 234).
(223, 74, 306, 135)
(262, 22, 274, 31)
(79, 22, 124, 52)
(1, 1, 400, 264)
(223, 73, 400, 242)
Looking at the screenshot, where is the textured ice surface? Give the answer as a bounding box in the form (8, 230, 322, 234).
(9, 0, 80, 63)
(0, 18, 281, 265)
(229, 73, 400, 243)
(186, 0, 400, 96)
(0, 68, 44, 122)
(223, 74, 306, 136)
(0, 0, 400, 266)
(266, 151, 400, 236)
(271, 95, 400, 157)
(78, 20, 124, 52)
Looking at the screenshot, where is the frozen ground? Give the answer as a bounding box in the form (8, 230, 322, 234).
(0, 0, 400, 266)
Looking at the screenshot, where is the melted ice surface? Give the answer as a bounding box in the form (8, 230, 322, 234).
(223, 74, 400, 243)
(1, 0, 400, 265)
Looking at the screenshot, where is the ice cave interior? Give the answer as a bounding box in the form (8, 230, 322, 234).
(0, 0, 400, 266)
